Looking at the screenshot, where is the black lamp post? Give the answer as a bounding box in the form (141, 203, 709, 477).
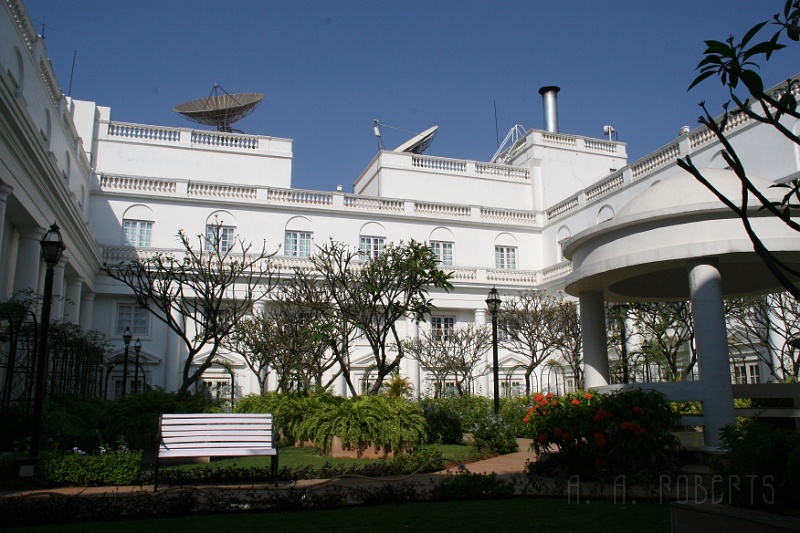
(485, 287, 501, 415)
(133, 338, 142, 393)
(31, 223, 65, 459)
(121, 327, 132, 396)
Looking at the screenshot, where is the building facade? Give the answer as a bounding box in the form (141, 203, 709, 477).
(2, 0, 799, 403)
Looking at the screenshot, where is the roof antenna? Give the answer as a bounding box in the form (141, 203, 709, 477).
(373, 119, 385, 150)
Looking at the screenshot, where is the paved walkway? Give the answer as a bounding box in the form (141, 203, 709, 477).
(1, 439, 537, 499)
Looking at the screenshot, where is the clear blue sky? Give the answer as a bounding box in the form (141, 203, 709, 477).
(23, 1, 799, 192)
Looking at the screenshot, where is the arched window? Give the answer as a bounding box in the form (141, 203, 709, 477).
(205, 211, 237, 253)
(284, 216, 313, 257)
(555, 226, 571, 262)
(429, 227, 455, 266)
(122, 204, 155, 247)
(597, 205, 615, 224)
(494, 233, 518, 270)
(10, 47, 24, 90)
(359, 222, 386, 260)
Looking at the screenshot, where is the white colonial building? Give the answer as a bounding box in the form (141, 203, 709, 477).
(1, 0, 799, 417)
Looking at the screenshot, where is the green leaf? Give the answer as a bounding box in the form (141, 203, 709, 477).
(703, 39, 733, 55)
(740, 21, 768, 48)
(740, 69, 764, 94)
(688, 70, 716, 91)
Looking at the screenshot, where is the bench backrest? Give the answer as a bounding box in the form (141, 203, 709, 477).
(157, 413, 277, 458)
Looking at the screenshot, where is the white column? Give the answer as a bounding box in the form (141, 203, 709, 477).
(474, 308, 491, 397)
(580, 290, 609, 388)
(79, 292, 95, 331)
(406, 317, 420, 395)
(2, 227, 19, 299)
(13, 227, 43, 293)
(50, 261, 66, 321)
(336, 372, 348, 397)
(64, 278, 83, 324)
(0, 184, 13, 286)
(688, 259, 736, 449)
(164, 306, 184, 392)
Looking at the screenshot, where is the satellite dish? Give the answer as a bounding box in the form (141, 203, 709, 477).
(393, 125, 439, 154)
(174, 85, 264, 132)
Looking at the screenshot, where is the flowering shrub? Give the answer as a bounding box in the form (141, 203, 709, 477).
(523, 389, 681, 477)
(472, 414, 518, 455)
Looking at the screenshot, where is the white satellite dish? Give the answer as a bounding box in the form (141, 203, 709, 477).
(393, 125, 439, 154)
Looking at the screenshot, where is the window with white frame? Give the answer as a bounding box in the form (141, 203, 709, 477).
(205, 225, 236, 253)
(202, 380, 231, 401)
(359, 236, 385, 260)
(735, 363, 760, 384)
(495, 246, 517, 269)
(431, 315, 455, 340)
(430, 241, 454, 266)
(116, 304, 149, 336)
(557, 238, 570, 262)
(285, 231, 313, 257)
(122, 219, 153, 247)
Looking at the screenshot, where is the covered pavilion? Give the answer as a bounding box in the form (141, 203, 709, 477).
(564, 168, 800, 448)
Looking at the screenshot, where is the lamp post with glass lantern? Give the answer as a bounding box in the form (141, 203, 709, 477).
(133, 338, 142, 393)
(121, 327, 132, 396)
(485, 287, 501, 415)
(30, 223, 65, 459)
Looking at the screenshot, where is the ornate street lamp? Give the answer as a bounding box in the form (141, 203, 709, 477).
(121, 327, 132, 396)
(485, 287, 501, 415)
(31, 223, 65, 459)
(133, 338, 142, 393)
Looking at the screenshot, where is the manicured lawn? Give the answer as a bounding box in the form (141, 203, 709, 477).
(155, 443, 484, 472)
(19, 497, 672, 532)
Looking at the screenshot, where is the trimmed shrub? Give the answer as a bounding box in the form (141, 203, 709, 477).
(100, 389, 220, 451)
(235, 391, 344, 444)
(417, 399, 463, 444)
(36, 446, 142, 486)
(472, 413, 518, 455)
(712, 418, 800, 514)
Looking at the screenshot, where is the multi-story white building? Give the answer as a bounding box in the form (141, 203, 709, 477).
(1, 0, 799, 404)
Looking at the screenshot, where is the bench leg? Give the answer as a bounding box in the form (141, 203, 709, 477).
(271, 455, 278, 486)
(154, 455, 160, 493)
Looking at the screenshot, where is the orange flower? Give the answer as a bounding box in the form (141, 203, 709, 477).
(571, 398, 580, 406)
(533, 394, 544, 403)
(546, 393, 554, 399)
(550, 400, 559, 406)
(584, 393, 593, 401)
(632, 406, 644, 415)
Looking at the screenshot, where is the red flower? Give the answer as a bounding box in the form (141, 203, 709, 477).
(527, 407, 535, 416)
(553, 427, 563, 438)
(593, 432, 608, 447)
(546, 393, 554, 399)
(571, 399, 580, 406)
(632, 406, 644, 415)
(538, 434, 548, 444)
(523, 415, 531, 424)
(562, 431, 572, 441)
(584, 393, 593, 400)
(550, 400, 559, 406)
(592, 408, 614, 423)
(533, 394, 544, 404)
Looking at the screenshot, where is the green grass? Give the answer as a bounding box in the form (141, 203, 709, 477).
(18, 497, 672, 532)
(155, 443, 484, 472)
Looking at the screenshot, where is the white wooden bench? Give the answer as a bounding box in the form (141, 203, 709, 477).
(154, 413, 278, 491)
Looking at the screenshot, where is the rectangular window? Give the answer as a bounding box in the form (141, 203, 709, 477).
(202, 380, 230, 401)
(359, 236, 385, 260)
(123, 220, 153, 247)
(495, 246, 517, 269)
(430, 241, 454, 266)
(431, 315, 455, 340)
(747, 363, 760, 384)
(734, 365, 746, 385)
(285, 231, 313, 257)
(116, 304, 149, 336)
(205, 225, 236, 253)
